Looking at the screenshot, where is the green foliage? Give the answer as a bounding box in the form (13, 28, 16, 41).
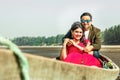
(10, 24, 120, 46)
(103, 24, 120, 45)
(100, 31, 104, 43)
(11, 34, 64, 46)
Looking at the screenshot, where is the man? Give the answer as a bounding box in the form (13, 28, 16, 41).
(80, 12, 101, 58)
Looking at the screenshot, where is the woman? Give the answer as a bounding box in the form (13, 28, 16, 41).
(60, 21, 101, 67)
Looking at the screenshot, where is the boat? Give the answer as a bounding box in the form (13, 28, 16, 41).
(0, 48, 119, 80)
(0, 36, 119, 80)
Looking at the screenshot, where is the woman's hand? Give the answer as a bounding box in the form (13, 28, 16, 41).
(63, 38, 70, 46)
(69, 39, 77, 46)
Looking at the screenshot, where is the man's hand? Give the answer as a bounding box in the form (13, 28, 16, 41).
(84, 45, 94, 52)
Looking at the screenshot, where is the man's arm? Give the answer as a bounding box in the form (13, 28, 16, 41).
(92, 29, 101, 50)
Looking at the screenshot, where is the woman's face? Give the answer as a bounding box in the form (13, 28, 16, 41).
(71, 27, 83, 41)
(81, 15, 92, 30)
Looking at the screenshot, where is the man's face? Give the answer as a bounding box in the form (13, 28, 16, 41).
(81, 15, 92, 30)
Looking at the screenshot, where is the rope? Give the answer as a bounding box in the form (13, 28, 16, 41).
(0, 36, 30, 80)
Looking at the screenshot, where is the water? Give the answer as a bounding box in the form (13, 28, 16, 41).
(22, 48, 60, 58)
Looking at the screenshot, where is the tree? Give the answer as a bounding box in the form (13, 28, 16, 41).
(11, 34, 64, 46)
(103, 24, 120, 45)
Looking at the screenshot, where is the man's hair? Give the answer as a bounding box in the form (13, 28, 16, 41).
(80, 12, 92, 21)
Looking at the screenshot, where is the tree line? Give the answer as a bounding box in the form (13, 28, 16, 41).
(103, 24, 120, 45)
(10, 24, 120, 46)
(11, 34, 64, 46)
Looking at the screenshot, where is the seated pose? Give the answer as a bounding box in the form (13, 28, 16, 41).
(60, 22, 101, 67)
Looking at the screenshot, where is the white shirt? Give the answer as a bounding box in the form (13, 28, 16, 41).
(84, 30, 89, 39)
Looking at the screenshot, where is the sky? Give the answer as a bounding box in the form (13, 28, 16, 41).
(0, 0, 120, 39)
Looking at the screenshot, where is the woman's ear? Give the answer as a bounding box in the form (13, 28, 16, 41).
(71, 30, 73, 38)
(71, 30, 73, 33)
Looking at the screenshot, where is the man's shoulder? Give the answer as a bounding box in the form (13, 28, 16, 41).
(92, 25, 101, 32)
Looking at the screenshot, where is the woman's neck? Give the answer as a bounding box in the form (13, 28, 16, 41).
(73, 39, 80, 44)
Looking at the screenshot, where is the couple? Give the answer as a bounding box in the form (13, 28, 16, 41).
(59, 12, 102, 67)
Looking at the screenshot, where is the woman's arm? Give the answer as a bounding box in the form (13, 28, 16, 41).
(69, 39, 84, 51)
(60, 38, 69, 60)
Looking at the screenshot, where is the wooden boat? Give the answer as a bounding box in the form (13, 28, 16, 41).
(0, 48, 119, 80)
(0, 36, 119, 80)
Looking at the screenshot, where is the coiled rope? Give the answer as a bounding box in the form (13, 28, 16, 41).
(0, 36, 30, 80)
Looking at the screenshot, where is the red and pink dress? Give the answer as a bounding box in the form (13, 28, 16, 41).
(63, 41, 102, 67)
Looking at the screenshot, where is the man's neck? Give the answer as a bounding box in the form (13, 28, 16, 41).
(84, 27, 90, 31)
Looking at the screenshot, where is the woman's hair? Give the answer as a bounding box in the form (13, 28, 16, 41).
(63, 21, 87, 45)
(80, 12, 92, 21)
